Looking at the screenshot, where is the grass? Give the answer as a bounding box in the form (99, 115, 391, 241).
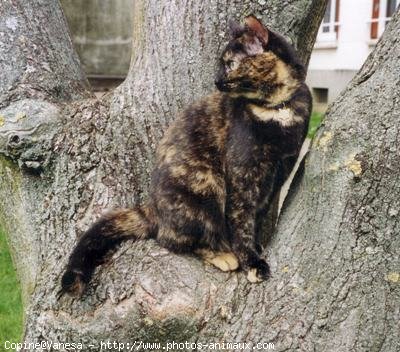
(0, 228, 23, 345)
(307, 112, 324, 139)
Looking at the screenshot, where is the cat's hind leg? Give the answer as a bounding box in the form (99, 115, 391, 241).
(157, 225, 238, 271)
(196, 249, 239, 272)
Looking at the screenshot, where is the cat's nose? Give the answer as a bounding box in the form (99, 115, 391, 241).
(215, 79, 227, 91)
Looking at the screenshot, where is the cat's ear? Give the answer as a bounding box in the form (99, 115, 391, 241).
(228, 19, 244, 38)
(244, 15, 269, 45)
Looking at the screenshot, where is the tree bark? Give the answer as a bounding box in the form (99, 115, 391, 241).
(0, 0, 91, 305)
(271, 10, 400, 351)
(12, 0, 400, 351)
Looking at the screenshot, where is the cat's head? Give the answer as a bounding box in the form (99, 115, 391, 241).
(215, 15, 306, 106)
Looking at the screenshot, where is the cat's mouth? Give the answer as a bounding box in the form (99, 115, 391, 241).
(215, 79, 254, 93)
(215, 79, 229, 91)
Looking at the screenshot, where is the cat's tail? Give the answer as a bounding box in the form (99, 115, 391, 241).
(59, 206, 157, 297)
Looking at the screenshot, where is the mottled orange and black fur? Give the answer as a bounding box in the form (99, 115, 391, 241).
(60, 16, 312, 296)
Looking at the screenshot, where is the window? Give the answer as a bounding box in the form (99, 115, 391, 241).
(312, 88, 329, 105)
(317, 0, 340, 42)
(370, 0, 399, 39)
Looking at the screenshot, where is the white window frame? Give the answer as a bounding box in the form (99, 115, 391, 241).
(317, 0, 340, 43)
(369, 0, 400, 39)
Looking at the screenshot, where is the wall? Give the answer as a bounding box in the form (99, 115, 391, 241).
(307, 0, 376, 111)
(61, 0, 133, 78)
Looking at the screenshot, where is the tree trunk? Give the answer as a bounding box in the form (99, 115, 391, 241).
(10, 0, 400, 351)
(271, 10, 400, 351)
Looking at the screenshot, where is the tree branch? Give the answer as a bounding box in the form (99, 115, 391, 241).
(0, 0, 91, 106)
(0, 0, 92, 303)
(0, 0, 93, 172)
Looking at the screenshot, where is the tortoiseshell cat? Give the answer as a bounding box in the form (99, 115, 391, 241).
(60, 15, 311, 296)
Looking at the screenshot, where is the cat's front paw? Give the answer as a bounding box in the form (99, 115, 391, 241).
(246, 259, 270, 283)
(58, 270, 87, 298)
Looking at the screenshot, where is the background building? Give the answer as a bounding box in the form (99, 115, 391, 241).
(60, 1, 399, 107)
(307, 0, 399, 112)
(61, 0, 133, 91)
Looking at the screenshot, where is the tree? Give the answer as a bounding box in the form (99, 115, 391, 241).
(2, 0, 398, 350)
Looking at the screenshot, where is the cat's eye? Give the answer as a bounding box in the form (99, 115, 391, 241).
(225, 60, 236, 71)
